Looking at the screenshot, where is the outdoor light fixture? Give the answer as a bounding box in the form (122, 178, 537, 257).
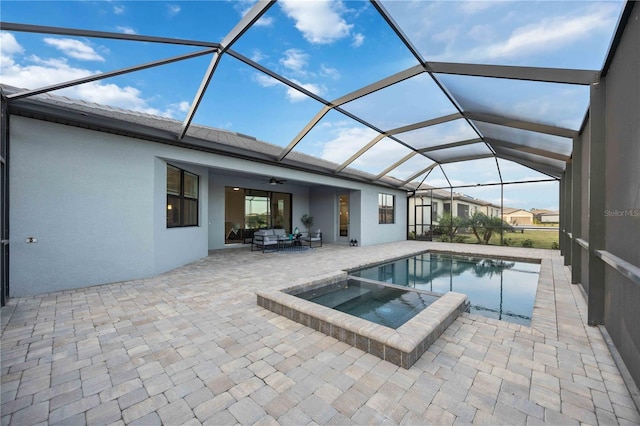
(269, 177, 286, 185)
(233, 187, 240, 191)
(167, 205, 172, 210)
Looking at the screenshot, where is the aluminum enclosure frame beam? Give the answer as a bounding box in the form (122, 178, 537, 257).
(486, 138, 571, 162)
(6, 49, 217, 101)
(428, 62, 599, 85)
(0, 22, 220, 48)
(179, 0, 276, 140)
(465, 112, 576, 139)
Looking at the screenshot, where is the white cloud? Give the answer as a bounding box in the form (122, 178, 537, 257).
(286, 79, 325, 102)
(44, 38, 105, 61)
(280, 48, 308, 74)
(432, 25, 460, 44)
(250, 49, 266, 63)
(320, 126, 378, 164)
(253, 73, 281, 88)
(254, 16, 274, 27)
(351, 33, 364, 47)
(1, 35, 184, 119)
(234, 1, 274, 27)
(117, 26, 136, 35)
(167, 4, 181, 16)
(320, 64, 339, 80)
(471, 8, 617, 61)
(457, 1, 497, 15)
(0, 32, 23, 58)
(279, 0, 353, 44)
(178, 101, 190, 112)
(113, 5, 125, 15)
(468, 24, 494, 42)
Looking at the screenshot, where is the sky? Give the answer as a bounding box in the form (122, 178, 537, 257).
(0, 0, 626, 211)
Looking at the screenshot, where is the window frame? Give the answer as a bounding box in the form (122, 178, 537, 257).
(378, 193, 395, 224)
(167, 164, 199, 228)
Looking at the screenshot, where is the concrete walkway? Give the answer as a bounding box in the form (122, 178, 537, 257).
(2, 241, 639, 425)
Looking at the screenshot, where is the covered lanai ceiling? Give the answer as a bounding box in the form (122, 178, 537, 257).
(0, 0, 626, 192)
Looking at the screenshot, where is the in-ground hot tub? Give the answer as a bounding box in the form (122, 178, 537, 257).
(257, 274, 468, 369)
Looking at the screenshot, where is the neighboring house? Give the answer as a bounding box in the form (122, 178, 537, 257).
(407, 185, 502, 238)
(502, 208, 534, 225)
(3, 87, 407, 297)
(531, 209, 560, 223)
(540, 212, 560, 223)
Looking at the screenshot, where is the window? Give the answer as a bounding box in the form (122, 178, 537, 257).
(167, 164, 199, 227)
(378, 193, 395, 224)
(457, 203, 469, 218)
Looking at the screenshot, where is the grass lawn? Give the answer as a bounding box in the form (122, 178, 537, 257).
(491, 230, 559, 249)
(448, 230, 559, 249)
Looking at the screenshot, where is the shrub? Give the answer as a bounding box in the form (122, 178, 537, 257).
(502, 238, 513, 246)
(440, 235, 450, 243)
(467, 212, 513, 244)
(522, 239, 534, 248)
(453, 235, 468, 243)
(551, 241, 559, 250)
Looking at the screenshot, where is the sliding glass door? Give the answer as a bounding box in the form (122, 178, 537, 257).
(224, 187, 291, 244)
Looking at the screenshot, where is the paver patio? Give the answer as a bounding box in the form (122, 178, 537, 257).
(2, 241, 639, 425)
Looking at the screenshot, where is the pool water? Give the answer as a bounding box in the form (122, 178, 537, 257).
(293, 278, 439, 329)
(350, 252, 540, 326)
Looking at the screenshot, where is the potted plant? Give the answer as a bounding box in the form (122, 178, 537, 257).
(300, 213, 314, 235)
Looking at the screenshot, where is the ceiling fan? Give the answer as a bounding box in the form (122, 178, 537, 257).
(269, 177, 286, 185)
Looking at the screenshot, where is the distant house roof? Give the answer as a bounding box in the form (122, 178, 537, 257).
(502, 208, 532, 215)
(530, 209, 553, 215)
(409, 184, 500, 208)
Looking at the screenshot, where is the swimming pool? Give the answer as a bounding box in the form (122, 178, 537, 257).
(350, 252, 540, 326)
(292, 278, 440, 329)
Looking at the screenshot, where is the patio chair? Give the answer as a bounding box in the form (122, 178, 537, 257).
(302, 230, 322, 248)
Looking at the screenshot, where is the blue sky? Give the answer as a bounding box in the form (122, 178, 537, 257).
(0, 1, 625, 210)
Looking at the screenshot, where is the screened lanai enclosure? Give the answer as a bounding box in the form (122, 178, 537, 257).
(1, 0, 639, 391)
(1, 1, 619, 191)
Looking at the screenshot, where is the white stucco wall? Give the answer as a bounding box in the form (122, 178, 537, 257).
(10, 118, 213, 296)
(10, 118, 159, 296)
(10, 116, 408, 296)
(359, 188, 407, 246)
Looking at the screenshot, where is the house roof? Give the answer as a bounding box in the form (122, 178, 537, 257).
(531, 209, 553, 215)
(410, 184, 499, 208)
(1, 1, 633, 192)
(502, 208, 533, 215)
(1, 84, 404, 188)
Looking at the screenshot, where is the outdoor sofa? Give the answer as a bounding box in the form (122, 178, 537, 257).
(251, 229, 322, 252)
(251, 229, 286, 252)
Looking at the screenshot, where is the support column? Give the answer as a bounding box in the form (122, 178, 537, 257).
(559, 176, 565, 255)
(564, 161, 573, 266)
(0, 93, 8, 307)
(588, 79, 606, 326)
(571, 135, 582, 284)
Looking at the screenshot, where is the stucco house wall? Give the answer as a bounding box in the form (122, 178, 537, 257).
(9, 116, 406, 297)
